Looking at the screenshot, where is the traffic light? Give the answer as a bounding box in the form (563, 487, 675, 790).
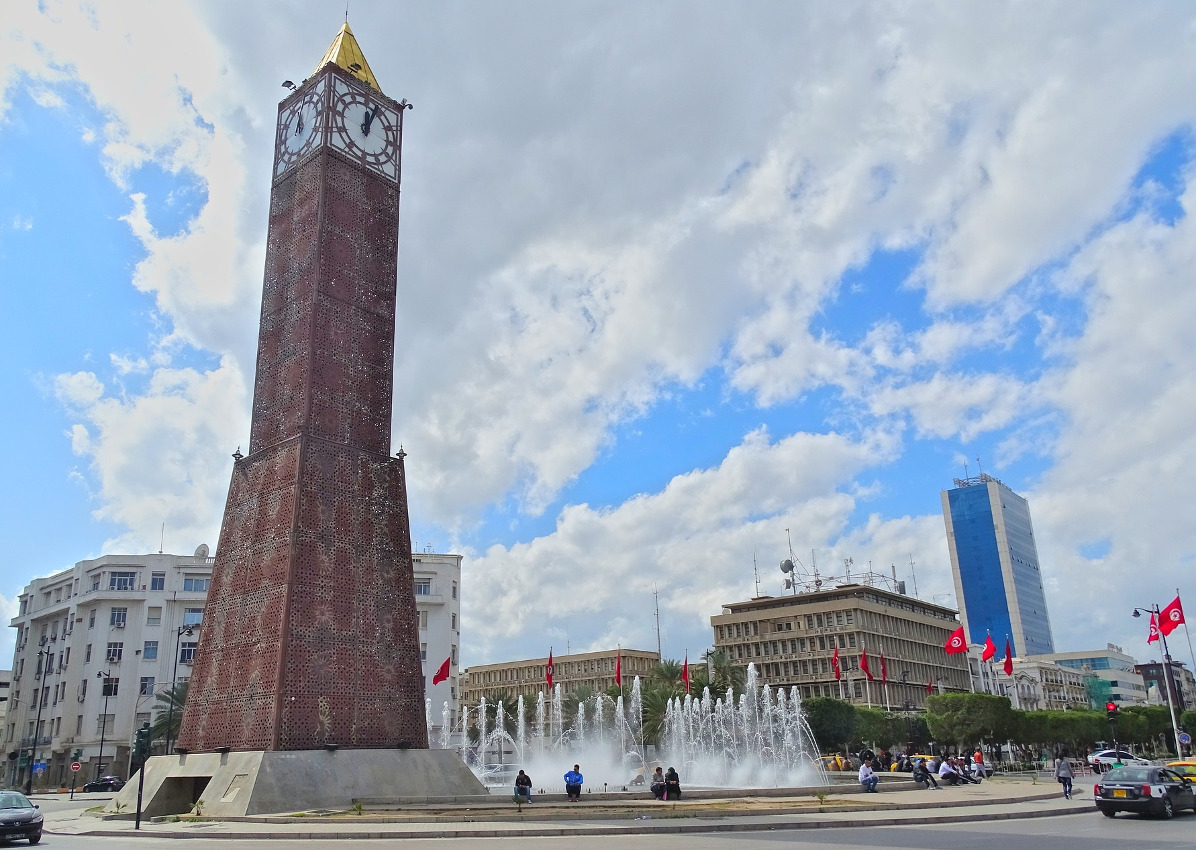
(133, 722, 152, 763)
(1106, 701, 1119, 722)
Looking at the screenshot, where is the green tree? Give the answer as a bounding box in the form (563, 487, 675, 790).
(1180, 709, 1195, 742)
(650, 660, 684, 689)
(925, 693, 1014, 751)
(703, 649, 746, 697)
(803, 697, 856, 753)
(852, 707, 902, 752)
(151, 680, 189, 746)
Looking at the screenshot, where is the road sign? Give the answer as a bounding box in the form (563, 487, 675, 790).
(34, 766, 44, 776)
(70, 762, 81, 772)
(1180, 732, 1192, 745)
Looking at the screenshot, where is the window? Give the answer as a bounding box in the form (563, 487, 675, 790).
(143, 641, 158, 660)
(101, 677, 118, 697)
(75, 716, 82, 735)
(183, 577, 210, 592)
(136, 711, 151, 729)
(110, 608, 127, 627)
(451, 613, 457, 631)
(420, 643, 427, 662)
(90, 576, 100, 591)
(418, 610, 428, 629)
(139, 677, 155, 696)
(846, 611, 854, 625)
(106, 642, 123, 663)
(183, 608, 203, 626)
(109, 571, 136, 591)
(415, 580, 431, 596)
(451, 582, 457, 599)
(78, 679, 86, 700)
(835, 612, 843, 626)
(150, 573, 165, 591)
(146, 607, 162, 626)
(451, 645, 458, 664)
(40, 686, 49, 708)
(179, 642, 197, 665)
(88, 609, 96, 629)
(85, 645, 92, 663)
(97, 714, 114, 735)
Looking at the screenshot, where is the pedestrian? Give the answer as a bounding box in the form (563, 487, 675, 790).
(913, 758, 941, 790)
(972, 748, 986, 780)
(563, 764, 583, 802)
(858, 759, 879, 793)
(514, 769, 533, 803)
(1054, 753, 1075, 799)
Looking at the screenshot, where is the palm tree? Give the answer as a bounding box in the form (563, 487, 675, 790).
(650, 660, 684, 689)
(151, 680, 188, 750)
(704, 649, 746, 696)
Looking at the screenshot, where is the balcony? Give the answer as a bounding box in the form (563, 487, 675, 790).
(18, 736, 51, 748)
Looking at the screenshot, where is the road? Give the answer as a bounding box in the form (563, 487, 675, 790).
(34, 811, 1195, 850)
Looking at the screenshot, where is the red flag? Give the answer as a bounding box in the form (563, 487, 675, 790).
(981, 634, 996, 661)
(1148, 614, 1161, 643)
(859, 648, 874, 681)
(1003, 639, 1013, 676)
(682, 652, 690, 693)
(944, 626, 967, 654)
(832, 646, 841, 681)
(615, 649, 622, 687)
(1159, 596, 1186, 637)
(432, 656, 451, 685)
(926, 677, 934, 695)
(546, 650, 555, 688)
(880, 652, 887, 685)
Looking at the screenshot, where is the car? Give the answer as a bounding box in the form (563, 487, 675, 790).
(1088, 750, 1151, 770)
(81, 775, 125, 793)
(1094, 765, 1196, 819)
(0, 790, 42, 845)
(1166, 759, 1196, 785)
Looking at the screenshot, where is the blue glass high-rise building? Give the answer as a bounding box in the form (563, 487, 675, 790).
(941, 473, 1055, 656)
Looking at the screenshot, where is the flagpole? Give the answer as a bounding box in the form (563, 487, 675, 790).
(882, 644, 890, 712)
(1156, 608, 1183, 760)
(1176, 587, 1196, 673)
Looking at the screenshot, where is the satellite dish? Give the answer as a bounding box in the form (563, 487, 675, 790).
(780, 559, 794, 574)
(194, 544, 210, 558)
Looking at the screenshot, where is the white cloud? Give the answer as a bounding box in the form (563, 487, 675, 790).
(10, 215, 32, 230)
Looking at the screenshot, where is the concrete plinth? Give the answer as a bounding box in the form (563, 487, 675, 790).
(110, 749, 486, 817)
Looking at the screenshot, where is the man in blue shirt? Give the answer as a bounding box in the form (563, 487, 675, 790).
(563, 765, 583, 801)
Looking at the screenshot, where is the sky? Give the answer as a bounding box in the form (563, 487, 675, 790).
(0, 1, 1195, 675)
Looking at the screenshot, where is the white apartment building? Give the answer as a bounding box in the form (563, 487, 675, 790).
(6, 547, 213, 789)
(994, 657, 1089, 711)
(413, 552, 461, 742)
(1026, 646, 1148, 706)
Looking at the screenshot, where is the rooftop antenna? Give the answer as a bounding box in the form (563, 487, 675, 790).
(653, 585, 662, 659)
(159, 522, 165, 555)
(345, 0, 350, 23)
(976, 456, 983, 477)
(909, 554, 919, 599)
(963, 461, 969, 479)
(753, 550, 761, 597)
(844, 556, 853, 583)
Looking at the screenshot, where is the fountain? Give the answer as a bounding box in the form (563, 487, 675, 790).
(435, 665, 827, 790)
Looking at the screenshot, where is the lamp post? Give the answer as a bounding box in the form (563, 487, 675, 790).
(1133, 605, 1183, 760)
(95, 670, 113, 781)
(23, 642, 52, 795)
(165, 626, 194, 754)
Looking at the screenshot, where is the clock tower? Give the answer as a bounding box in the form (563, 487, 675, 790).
(177, 24, 427, 754)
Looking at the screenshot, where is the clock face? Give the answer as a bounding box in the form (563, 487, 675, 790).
(274, 78, 326, 178)
(329, 78, 401, 183)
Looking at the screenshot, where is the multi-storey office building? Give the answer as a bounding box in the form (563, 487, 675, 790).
(414, 552, 462, 736)
(994, 657, 1088, 711)
(6, 548, 213, 789)
(711, 584, 969, 708)
(1025, 646, 1146, 706)
(461, 649, 659, 709)
(942, 473, 1055, 657)
(1135, 660, 1195, 711)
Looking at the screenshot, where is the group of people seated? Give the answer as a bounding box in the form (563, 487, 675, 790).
(649, 766, 682, 800)
(911, 755, 983, 789)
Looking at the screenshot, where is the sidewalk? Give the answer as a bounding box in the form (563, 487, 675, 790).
(46, 777, 1091, 840)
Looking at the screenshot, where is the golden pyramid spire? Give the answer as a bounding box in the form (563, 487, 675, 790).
(313, 22, 381, 91)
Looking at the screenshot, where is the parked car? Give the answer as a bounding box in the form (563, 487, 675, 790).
(1088, 750, 1151, 770)
(0, 790, 42, 845)
(1166, 759, 1195, 785)
(1094, 765, 1196, 819)
(82, 775, 125, 793)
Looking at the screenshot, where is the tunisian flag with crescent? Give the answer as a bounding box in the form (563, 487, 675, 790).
(944, 626, 968, 654)
(432, 656, 451, 685)
(859, 647, 874, 681)
(1003, 639, 1014, 676)
(615, 649, 622, 687)
(546, 649, 554, 688)
(832, 645, 841, 681)
(1147, 614, 1160, 644)
(1159, 596, 1186, 637)
(981, 634, 997, 661)
(682, 652, 690, 693)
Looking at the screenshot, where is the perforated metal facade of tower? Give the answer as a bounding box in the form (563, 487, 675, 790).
(176, 43, 427, 752)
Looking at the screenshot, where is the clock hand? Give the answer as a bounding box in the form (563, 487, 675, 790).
(360, 105, 380, 137)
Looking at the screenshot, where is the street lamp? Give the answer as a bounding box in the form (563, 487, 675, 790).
(165, 626, 194, 754)
(1133, 605, 1183, 759)
(95, 670, 113, 781)
(23, 640, 53, 795)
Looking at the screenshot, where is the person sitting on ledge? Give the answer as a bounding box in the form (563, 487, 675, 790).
(563, 764, 583, 802)
(649, 767, 665, 800)
(664, 766, 682, 800)
(858, 760, 879, 792)
(514, 769, 532, 803)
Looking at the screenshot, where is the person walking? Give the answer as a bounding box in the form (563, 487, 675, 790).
(514, 769, 533, 803)
(858, 760, 879, 792)
(1054, 753, 1075, 799)
(563, 764, 583, 801)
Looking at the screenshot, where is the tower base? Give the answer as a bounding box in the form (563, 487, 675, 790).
(110, 749, 488, 817)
